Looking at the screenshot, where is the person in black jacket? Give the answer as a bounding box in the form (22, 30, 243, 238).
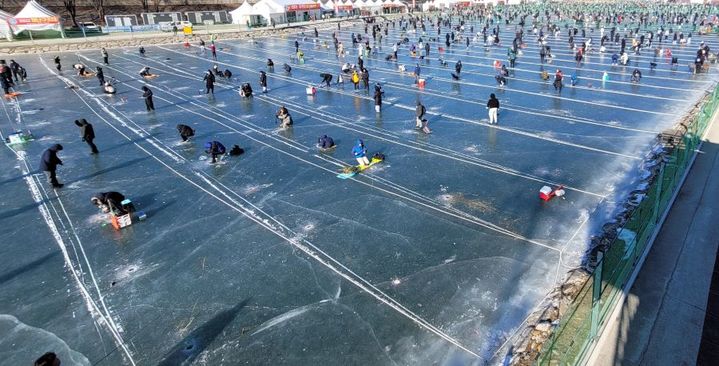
(54, 56, 61, 72)
(9, 60, 20, 82)
(34, 352, 61, 366)
(204, 141, 226, 163)
(176, 124, 195, 142)
(91, 192, 127, 214)
(75, 119, 99, 153)
(487, 93, 499, 124)
(39, 144, 64, 188)
(259, 71, 268, 93)
(203, 70, 215, 94)
(96, 66, 105, 86)
(142, 86, 154, 111)
(320, 73, 333, 87)
(374, 84, 383, 113)
(415, 101, 426, 129)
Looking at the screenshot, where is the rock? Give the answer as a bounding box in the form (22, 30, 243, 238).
(535, 321, 552, 333)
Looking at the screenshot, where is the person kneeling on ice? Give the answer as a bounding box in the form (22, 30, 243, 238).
(284, 63, 292, 73)
(631, 69, 642, 82)
(240, 83, 253, 97)
(229, 144, 244, 156)
(139, 67, 153, 78)
(177, 124, 195, 142)
(495, 74, 506, 86)
(267, 58, 274, 67)
(103, 81, 116, 94)
(91, 192, 128, 214)
(352, 139, 370, 166)
(204, 141, 226, 164)
(570, 73, 578, 86)
(73, 64, 89, 76)
(317, 135, 335, 149)
(276, 106, 293, 128)
(223, 69, 232, 79)
(540, 70, 549, 81)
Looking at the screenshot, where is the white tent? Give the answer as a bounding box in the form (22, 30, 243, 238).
(334, 0, 355, 15)
(422, 0, 457, 11)
(321, 0, 336, 11)
(382, 0, 408, 13)
(230, 1, 255, 25)
(12, 0, 63, 35)
(0, 10, 14, 41)
(355, 0, 383, 14)
(252, 0, 322, 25)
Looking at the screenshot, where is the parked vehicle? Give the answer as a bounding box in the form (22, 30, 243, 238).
(75, 22, 101, 32)
(159, 21, 193, 32)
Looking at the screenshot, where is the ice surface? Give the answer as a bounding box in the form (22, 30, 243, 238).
(0, 18, 716, 366)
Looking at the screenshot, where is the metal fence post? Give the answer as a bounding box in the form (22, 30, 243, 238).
(590, 251, 604, 338)
(653, 163, 665, 223)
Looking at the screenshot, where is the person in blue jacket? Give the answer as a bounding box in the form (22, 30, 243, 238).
(40, 144, 64, 188)
(204, 141, 226, 163)
(352, 139, 369, 166)
(414, 63, 421, 84)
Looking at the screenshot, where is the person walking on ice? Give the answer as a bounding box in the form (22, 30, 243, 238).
(75, 119, 99, 154)
(487, 93, 500, 124)
(415, 101, 426, 129)
(259, 71, 268, 93)
(142, 86, 155, 111)
(39, 144, 64, 188)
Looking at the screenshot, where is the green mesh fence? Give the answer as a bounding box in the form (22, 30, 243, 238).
(536, 83, 719, 365)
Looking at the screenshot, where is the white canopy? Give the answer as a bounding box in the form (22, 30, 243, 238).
(321, 0, 336, 11)
(230, 1, 255, 25)
(12, 0, 63, 34)
(385, 0, 408, 8)
(422, 0, 458, 11)
(354, 0, 376, 9)
(0, 10, 14, 40)
(251, 0, 322, 24)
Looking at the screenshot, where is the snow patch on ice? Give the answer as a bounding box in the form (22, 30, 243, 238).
(241, 183, 273, 195)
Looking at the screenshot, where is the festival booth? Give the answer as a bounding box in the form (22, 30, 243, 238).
(12, 1, 64, 38)
(336, 0, 357, 16)
(252, 0, 321, 25)
(355, 0, 383, 16)
(422, 0, 460, 11)
(0, 10, 14, 41)
(320, 0, 336, 18)
(382, 0, 408, 14)
(230, 1, 262, 27)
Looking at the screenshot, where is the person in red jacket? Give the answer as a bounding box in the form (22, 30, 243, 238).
(553, 69, 563, 92)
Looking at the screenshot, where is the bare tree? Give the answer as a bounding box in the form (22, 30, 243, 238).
(153, 0, 161, 12)
(90, 0, 105, 25)
(63, 0, 78, 27)
(140, 0, 149, 12)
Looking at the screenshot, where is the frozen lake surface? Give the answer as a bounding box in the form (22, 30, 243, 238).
(1, 18, 716, 365)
